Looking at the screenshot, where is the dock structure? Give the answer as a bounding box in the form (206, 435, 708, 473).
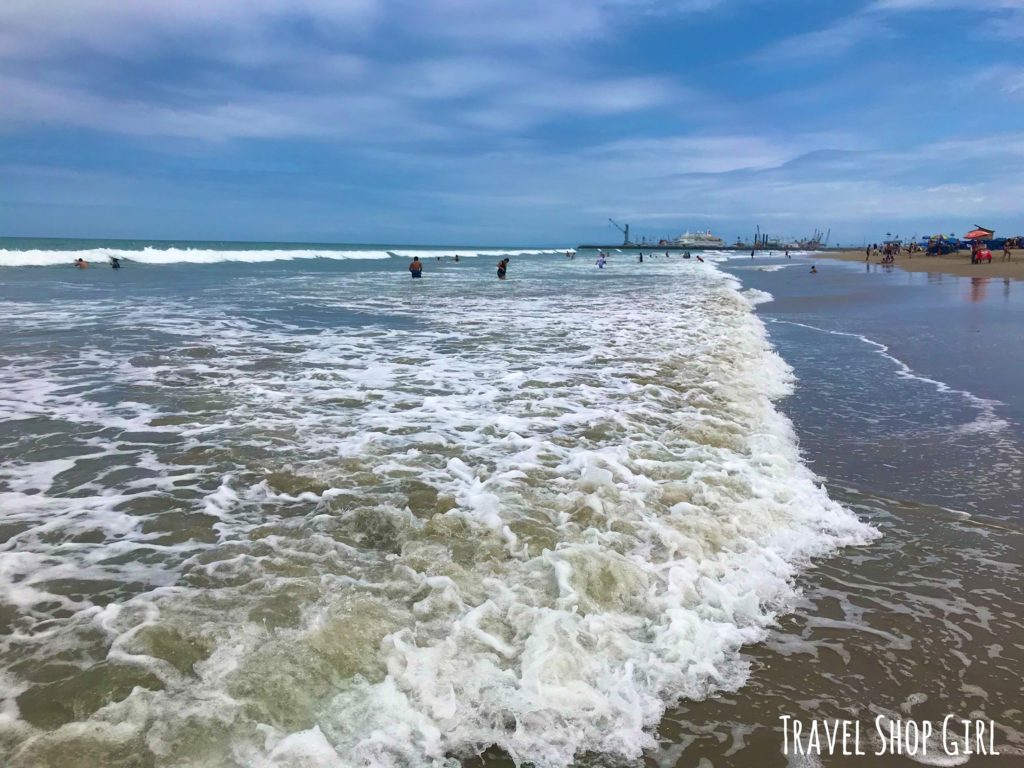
(577, 244, 724, 251)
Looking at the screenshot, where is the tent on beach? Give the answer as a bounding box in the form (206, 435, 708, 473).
(925, 233, 960, 255)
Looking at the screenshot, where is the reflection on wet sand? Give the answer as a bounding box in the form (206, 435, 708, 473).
(970, 276, 990, 302)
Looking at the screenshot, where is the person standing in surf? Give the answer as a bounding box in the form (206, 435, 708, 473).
(497, 258, 508, 279)
(409, 257, 423, 278)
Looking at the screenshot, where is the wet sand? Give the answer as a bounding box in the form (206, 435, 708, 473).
(818, 249, 1024, 280)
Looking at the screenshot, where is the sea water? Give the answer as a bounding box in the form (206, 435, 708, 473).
(0, 239, 977, 766)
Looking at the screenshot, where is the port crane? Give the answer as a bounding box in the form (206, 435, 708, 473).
(608, 219, 631, 246)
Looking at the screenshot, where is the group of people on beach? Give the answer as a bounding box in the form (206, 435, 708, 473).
(865, 242, 918, 263)
(968, 240, 1016, 264)
(864, 238, 1016, 265)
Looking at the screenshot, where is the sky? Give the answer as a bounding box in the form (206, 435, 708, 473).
(1, 0, 1022, 246)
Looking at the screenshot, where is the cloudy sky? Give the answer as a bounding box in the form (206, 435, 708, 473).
(1, 0, 1022, 245)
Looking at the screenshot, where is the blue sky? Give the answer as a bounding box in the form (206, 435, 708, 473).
(1, 0, 1022, 246)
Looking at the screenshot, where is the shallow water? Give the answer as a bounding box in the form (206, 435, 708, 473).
(0, 246, 1020, 766)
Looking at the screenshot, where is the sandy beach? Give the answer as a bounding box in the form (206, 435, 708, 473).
(817, 248, 1024, 280)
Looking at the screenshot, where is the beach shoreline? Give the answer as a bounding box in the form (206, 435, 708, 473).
(815, 248, 1024, 280)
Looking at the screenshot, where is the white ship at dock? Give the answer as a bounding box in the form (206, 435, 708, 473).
(659, 229, 726, 249)
(579, 220, 728, 250)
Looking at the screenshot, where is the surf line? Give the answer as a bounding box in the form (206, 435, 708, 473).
(765, 318, 1008, 430)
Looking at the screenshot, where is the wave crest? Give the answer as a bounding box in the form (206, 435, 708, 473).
(0, 247, 567, 268)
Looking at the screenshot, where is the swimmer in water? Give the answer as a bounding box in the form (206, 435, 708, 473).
(110, 257, 121, 269)
(597, 255, 607, 269)
(409, 256, 423, 278)
(638, 252, 643, 263)
(74, 258, 88, 269)
(454, 254, 460, 263)
(497, 257, 508, 279)
(696, 254, 704, 262)
(810, 265, 818, 274)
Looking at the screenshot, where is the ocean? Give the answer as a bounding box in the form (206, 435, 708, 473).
(0, 240, 1020, 767)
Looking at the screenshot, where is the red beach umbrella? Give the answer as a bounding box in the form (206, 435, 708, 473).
(965, 227, 994, 240)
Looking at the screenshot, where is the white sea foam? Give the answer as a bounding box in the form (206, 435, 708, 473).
(743, 288, 775, 306)
(389, 249, 566, 260)
(0, 247, 566, 268)
(0, 257, 876, 767)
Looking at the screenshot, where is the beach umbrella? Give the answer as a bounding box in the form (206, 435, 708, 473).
(965, 227, 994, 240)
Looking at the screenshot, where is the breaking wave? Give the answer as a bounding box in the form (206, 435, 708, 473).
(0, 247, 567, 268)
(0, 255, 875, 767)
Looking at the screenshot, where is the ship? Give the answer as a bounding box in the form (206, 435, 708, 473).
(577, 219, 728, 251)
(660, 229, 726, 249)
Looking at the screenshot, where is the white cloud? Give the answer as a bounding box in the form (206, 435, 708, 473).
(753, 0, 1023, 65)
(0, 0, 704, 142)
(0, 73, 454, 142)
(578, 135, 801, 174)
(0, 0, 381, 57)
(398, 0, 608, 45)
(7, 126, 1024, 242)
(383, 128, 1024, 241)
(752, 15, 888, 63)
(870, 0, 1024, 10)
(2, 0, 1021, 243)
